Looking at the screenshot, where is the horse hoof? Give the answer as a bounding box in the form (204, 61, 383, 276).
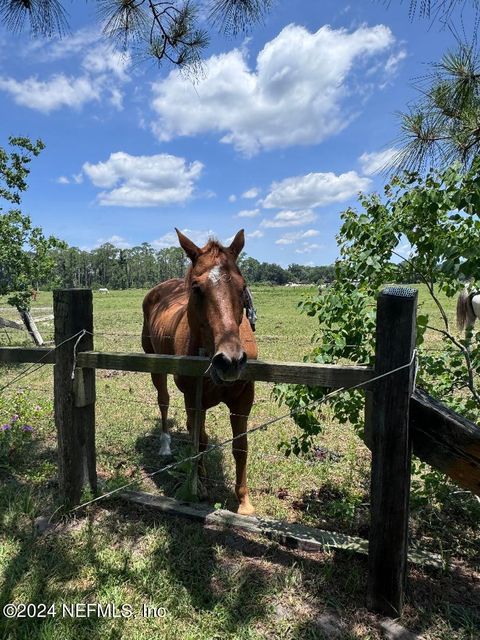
(237, 502, 255, 516)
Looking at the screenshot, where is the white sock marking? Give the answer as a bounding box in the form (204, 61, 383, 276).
(159, 432, 172, 456)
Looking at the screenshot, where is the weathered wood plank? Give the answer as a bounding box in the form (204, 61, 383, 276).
(32, 314, 54, 323)
(73, 367, 96, 408)
(0, 346, 54, 364)
(410, 388, 480, 496)
(0, 316, 24, 330)
(76, 351, 373, 388)
(18, 309, 44, 346)
(120, 490, 442, 568)
(54, 289, 96, 506)
(367, 287, 417, 617)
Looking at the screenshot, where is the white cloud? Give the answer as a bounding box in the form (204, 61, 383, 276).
(237, 208, 260, 218)
(228, 194, 237, 203)
(1, 31, 130, 114)
(359, 148, 397, 175)
(262, 171, 370, 210)
(57, 176, 70, 184)
(276, 229, 320, 245)
(109, 88, 124, 110)
(295, 243, 321, 254)
(0, 74, 100, 113)
(242, 187, 260, 199)
(150, 23, 396, 155)
(82, 45, 131, 81)
(96, 235, 131, 249)
(26, 27, 100, 61)
(247, 230, 264, 239)
(82, 152, 203, 207)
(152, 228, 216, 249)
(385, 49, 407, 74)
(261, 210, 317, 228)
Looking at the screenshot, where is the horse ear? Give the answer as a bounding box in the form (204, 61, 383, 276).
(229, 229, 245, 260)
(175, 228, 200, 262)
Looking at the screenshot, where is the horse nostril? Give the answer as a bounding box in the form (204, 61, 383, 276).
(212, 352, 230, 372)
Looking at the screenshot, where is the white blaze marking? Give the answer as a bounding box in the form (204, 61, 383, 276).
(159, 432, 172, 456)
(208, 265, 222, 284)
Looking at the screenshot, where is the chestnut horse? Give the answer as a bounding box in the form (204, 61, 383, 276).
(142, 229, 258, 515)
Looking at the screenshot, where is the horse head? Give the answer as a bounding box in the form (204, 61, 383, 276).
(176, 228, 248, 384)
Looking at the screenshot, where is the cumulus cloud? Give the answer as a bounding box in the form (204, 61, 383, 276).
(295, 243, 321, 254)
(276, 229, 320, 245)
(261, 210, 317, 228)
(57, 176, 70, 184)
(82, 152, 203, 207)
(385, 50, 407, 74)
(247, 229, 264, 239)
(0, 74, 100, 113)
(26, 27, 100, 61)
(96, 235, 131, 249)
(228, 194, 237, 203)
(242, 187, 260, 199)
(82, 44, 131, 81)
(0, 30, 130, 113)
(359, 148, 397, 175)
(150, 23, 397, 154)
(152, 228, 216, 249)
(262, 171, 370, 210)
(237, 208, 260, 218)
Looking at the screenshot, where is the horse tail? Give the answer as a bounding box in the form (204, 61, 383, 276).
(456, 288, 477, 331)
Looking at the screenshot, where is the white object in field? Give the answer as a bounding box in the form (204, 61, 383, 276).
(472, 294, 480, 320)
(159, 432, 172, 456)
(99, 288, 109, 294)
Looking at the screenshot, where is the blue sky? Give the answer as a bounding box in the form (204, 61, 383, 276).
(0, 1, 465, 266)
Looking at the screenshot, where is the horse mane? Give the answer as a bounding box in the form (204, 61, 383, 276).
(184, 237, 230, 284)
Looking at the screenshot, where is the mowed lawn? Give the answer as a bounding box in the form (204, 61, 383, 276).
(0, 285, 479, 640)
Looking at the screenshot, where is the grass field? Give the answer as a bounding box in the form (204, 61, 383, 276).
(0, 285, 479, 639)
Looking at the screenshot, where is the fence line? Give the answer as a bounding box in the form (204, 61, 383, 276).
(66, 351, 417, 515)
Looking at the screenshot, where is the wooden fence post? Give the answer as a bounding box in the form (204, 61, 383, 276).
(54, 289, 96, 507)
(367, 286, 417, 617)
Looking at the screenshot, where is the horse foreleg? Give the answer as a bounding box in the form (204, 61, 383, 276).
(151, 373, 171, 455)
(228, 383, 255, 516)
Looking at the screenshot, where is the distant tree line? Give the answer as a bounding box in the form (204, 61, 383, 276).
(39, 243, 336, 290)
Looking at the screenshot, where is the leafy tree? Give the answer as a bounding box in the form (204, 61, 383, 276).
(0, 137, 62, 311)
(275, 159, 480, 464)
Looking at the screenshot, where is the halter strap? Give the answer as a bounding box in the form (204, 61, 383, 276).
(243, 287, 257, 332)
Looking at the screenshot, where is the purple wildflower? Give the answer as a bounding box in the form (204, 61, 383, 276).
(35, 405, 41, 411)
(1, 424, 11, 431)
(11, 414, 19, 422)
(22, 425, 34, 432)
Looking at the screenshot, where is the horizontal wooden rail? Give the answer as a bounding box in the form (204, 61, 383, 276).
(76, 351, 373, 388)
(0, 346, 55, 364)
(0, 346, 373, 388)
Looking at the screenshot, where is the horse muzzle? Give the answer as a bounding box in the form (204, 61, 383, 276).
(210, 351, 247, 384)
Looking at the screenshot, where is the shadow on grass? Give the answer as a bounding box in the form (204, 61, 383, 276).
(1, 426, 479, 638)
(134, 416, 239, 511)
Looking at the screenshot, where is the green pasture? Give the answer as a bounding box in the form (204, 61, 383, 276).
(0, 285, 478, 639)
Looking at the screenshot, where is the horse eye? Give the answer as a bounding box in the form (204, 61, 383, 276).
(192, 282, 203, 294)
